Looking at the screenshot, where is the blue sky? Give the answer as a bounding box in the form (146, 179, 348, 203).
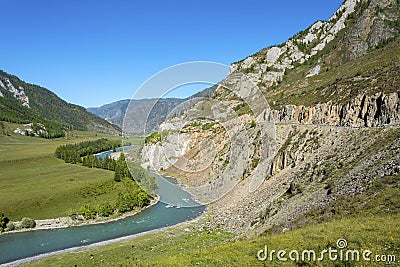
(1, 0, 343, 107)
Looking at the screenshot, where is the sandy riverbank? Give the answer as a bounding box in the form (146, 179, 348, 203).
(1, 195, 160, 235)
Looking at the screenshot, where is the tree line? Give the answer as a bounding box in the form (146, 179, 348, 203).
(82, 152, 132, 182)
(55, 138, 122, 164)
(75, 178, 151, 220)
(75, 153, 153, 219)
(54, 138, 156, 220)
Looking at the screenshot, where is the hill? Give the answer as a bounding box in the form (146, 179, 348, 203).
(0, 70, 120, 137)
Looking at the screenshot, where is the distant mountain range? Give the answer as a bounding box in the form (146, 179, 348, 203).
(0, 67, 217, 137)
(0, 70, 120, 136)
(88, 84, 217, 133)
(88, 98, 184, 134)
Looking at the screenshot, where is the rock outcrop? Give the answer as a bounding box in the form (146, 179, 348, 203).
(0, 77, 30, 107)
(272, 92, 400, 127)
(230, 0, 400, 87)
(337, 0, 400, 60)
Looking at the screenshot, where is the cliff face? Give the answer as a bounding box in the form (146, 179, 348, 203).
(335, 0, 400, 60)
(141, 0, 400, 235)
(273, 91, 400, 127)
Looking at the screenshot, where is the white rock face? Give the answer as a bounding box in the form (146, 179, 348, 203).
(0, 78, 30, 107)
(241, 57, 256, 69)
(230, 0, 360, 84)
(18, 86, 30, 107)
(13, 123, 48, 136)
(0, 80, 4, 97)
(13, 128, 25, 135)
(141, 133, 190, 171)
(306, 65, 321, 77)
(266, 47, 282, 64)
(303, 32, 316, 44)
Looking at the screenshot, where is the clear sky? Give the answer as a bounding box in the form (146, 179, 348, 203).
(1, 0, 343, 107)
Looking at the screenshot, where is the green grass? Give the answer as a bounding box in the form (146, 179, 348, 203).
(0, 124, 128, 220)
(124, 136, 146, 146)
(0, 126, 121, 162)
(26, 214, 400, 267)
(0, 156, 123, 220)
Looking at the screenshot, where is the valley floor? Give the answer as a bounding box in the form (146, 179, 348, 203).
(0, 128, 123, 221)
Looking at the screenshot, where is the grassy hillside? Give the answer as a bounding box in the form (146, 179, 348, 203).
(0, 125, 125, 220)
(0, 70, 120, 135)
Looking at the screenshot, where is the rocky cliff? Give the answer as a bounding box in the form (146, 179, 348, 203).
(273, 91, 400, 127)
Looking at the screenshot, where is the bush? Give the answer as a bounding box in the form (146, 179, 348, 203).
(0, 212, 10, 231)
(21, 217, 36, 228)
(145, 131, 163, 144)
(97, 202, 114, 217)
(6, 221, 15, 231)
(68, 209, 78, 220)
(138, 192, 151, 207)
(79, 204, 97, 220)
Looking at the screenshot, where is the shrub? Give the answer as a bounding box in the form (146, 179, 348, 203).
(201, 123, 214, 130)
(0, 212, 10, 231)
(138, 192, 151, 207)
(6, 221, 15, 231)
(97, 201, 114, 217)
(68, 209, 78, 219)
(21, 217, 36, 228)
(79, 204, 97, 220)
(144, 131, 162, 144)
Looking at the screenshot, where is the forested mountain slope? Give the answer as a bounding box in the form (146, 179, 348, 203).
(0, 70, 120, 136)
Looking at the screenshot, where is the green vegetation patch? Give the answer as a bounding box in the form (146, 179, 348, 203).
(0, 130, 133, 221)
(0, 156, 118, 220)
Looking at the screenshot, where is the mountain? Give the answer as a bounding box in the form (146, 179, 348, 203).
(88, 85, 217, 133)
(141, 0, 400, 236)
(88, 98, 185, 133)
(0, 70, 120, 136)
(88, 99, 131, 128)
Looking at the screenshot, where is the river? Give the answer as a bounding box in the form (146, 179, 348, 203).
(0, 149, 204, 265)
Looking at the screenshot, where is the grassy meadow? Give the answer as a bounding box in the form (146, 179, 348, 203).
(0, 123, 126, 221)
